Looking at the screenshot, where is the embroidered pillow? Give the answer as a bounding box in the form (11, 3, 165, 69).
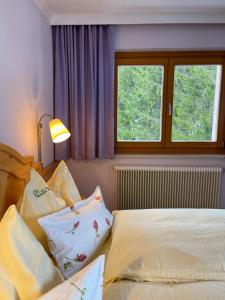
(39, 255, 105, 300)
(17, 168, 66, 253)
(47, 160, 81, 205)
(0, 205, 63, 300)
(38, 186, 113, 279)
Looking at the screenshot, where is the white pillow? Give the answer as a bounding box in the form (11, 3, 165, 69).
(38, 186, 113, 279)
(47, 161, 81, 205)
(39, 255, 105, 300)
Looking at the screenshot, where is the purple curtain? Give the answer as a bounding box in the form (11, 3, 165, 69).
(52, 25, 114, 160)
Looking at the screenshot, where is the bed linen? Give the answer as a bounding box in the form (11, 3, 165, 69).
(0, 205, 63, 300)
(38, 186, 113, 279)
(0, 267, 19, 300)
(100, 232, 225, 300)
(17, 168, 66, 253)
(47, 160, 81, 205)
(105, 209, 225, 284)
(103, 280, 225, 300)
(39, 256, 105, 300)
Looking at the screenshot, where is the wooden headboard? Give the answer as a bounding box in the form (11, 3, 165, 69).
(0, 143, 33, 217)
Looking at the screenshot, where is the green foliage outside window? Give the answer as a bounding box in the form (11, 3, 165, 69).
(172, 65, 218, 142)
(118, 66, 163, 141)
(118, 65, 220, 142)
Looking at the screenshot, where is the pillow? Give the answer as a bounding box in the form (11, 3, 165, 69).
(0, 267, 19, 300)
(47, 160, 81, 205)
(38, 186, 113, 279)
(17, 168, 67, 252)
(39, 255, 105, 300)
(0, 205, 63, 300)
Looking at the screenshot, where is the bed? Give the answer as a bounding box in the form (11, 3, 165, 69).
(1, 143, 225, 300)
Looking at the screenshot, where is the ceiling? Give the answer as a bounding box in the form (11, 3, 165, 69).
(34, 0, 225, 25)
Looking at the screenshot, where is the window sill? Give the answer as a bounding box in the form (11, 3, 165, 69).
(115, 154, 225, 160)
(115, 147, 225, 157)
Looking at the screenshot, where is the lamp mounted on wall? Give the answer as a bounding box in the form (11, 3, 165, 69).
(38, 114, 71, 164)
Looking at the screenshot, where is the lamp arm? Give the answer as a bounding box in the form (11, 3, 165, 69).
(37, 114, 53, 164)
(38, 114, 53, 127)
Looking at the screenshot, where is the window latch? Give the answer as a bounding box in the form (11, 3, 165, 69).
(168, 103, 173, 116)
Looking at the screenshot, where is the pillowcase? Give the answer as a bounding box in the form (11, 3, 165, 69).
(38, 186, 113, 279)
(17, 168, 66, 253)
(47, 160, 81, 205)
(39, 255, 105, 300)
(0, 205, 63, 300)
(0, 267, 19, 300)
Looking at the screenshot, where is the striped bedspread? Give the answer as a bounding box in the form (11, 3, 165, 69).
(105, 209, 225, 284)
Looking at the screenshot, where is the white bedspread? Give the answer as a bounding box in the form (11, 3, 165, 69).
(103, 280, 225, 300)
(105, 209, 225, 284)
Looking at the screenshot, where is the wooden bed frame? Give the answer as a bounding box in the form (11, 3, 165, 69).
(0, 143, 58, 218)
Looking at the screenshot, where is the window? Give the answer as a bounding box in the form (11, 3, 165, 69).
(115, 52, 225, 154)
(171, 65, 221, 142)
(118, 65, 164, 142)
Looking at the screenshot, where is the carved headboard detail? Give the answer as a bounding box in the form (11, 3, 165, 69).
(0, 143, 33, 218)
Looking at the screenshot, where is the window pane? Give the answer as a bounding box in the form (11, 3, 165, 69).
(117, 65, 164, 142)
(172, 65, 222, 142)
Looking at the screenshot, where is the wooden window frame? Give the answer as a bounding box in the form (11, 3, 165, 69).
(114, 51, 225, 155)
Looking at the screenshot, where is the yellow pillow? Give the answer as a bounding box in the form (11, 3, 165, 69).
(0, 267, 19, 300)
(47, 160, 81, 205)
(0, 205, 63, 300)
(17, 169, 66, 252)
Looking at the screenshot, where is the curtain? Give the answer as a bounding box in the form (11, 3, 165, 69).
(52, 25, 114, 160)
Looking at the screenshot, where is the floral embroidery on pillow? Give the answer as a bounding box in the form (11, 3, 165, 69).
(66, 221, 80, 235)
(76, 254, 87, 262)
(95, 194, 104, 204)
(95, 195, 101, 201)
(70, 204, 75, 210)
(70, 204, 80, 214)
(71, 282, 87, 300)
(105, 218, 111, 226)
(64, 254, 87, 271)
(93, 220, 100, 248)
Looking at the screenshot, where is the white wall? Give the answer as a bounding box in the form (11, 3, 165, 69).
(0, 0, 53, 166)
(68, 24, 225, 211)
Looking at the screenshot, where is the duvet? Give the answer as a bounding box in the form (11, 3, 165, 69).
(105, 209, 225, 283)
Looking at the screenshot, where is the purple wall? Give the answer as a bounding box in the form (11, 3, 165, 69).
(114, 24, 225, 51)
(68, 24, 225, 211)
(0, 0, 53, 166)
(68, 156, 225, 212)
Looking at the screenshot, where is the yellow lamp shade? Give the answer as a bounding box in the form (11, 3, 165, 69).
(49, 119, 71, 143)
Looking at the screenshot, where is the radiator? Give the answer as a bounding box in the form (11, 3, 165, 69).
(115, 166, 222, 209)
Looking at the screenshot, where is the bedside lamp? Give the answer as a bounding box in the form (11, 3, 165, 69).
(38, 114, 70, 164)
(49, 119, 71, 143)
